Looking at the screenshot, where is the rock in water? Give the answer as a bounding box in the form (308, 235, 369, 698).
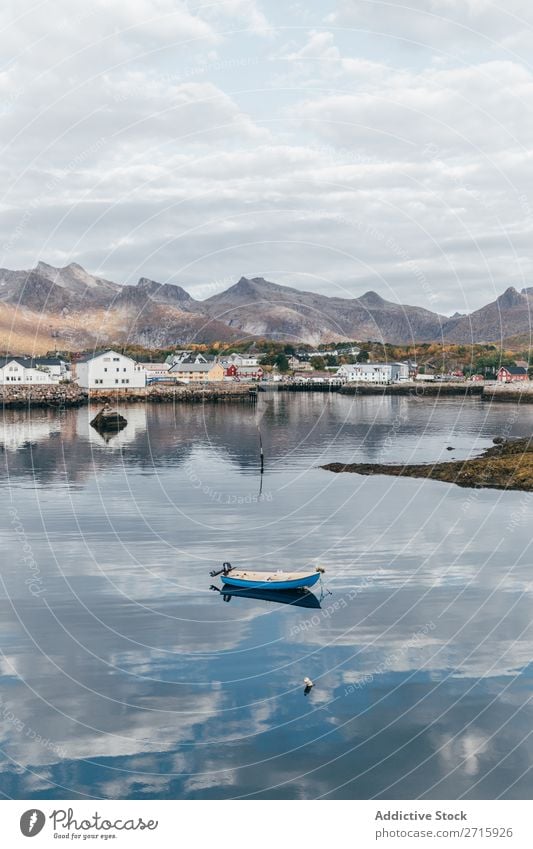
(90, 405, 127, 432)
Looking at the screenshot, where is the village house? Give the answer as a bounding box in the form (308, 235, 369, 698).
(221, 352, 259, 367)
(166, 350, 192, 365)
(142, 362, 171, 382)
(497, 366, 529, 383)
(75, 350, 146, 388)
(291, 370, 342, 384)
(405, 360, 418, 379)
(0, 357, 55, 385)
(167, 351, 212, 366)
(33, 356, 71, 381)
(183, 352, 213, 364)
(336, 362, 410, 384)
(224, 364, 264, 380)
(289, 357, 313, 371)
(169, 361, 224, 383)
(309, 350, 329, 359)
(308, 371, 343, 384)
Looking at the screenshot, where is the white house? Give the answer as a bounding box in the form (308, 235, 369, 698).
(33, 357, 71, 382)
(218, 352, 259, 367)
(0, 357, 55, 385)
(166, 350, 193, 365)
(167, 351, 211, 366)
(336, 362, 410, 384)
(142, 362, 171, 382)
(311, 349, 338, 359)
(288, 356, 313, 371)
(75, 350, 146, 388)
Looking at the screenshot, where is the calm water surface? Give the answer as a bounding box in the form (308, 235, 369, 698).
(1, 392, 533, 799)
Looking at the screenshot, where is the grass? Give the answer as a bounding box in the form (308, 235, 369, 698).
(322, 438, 533, 491)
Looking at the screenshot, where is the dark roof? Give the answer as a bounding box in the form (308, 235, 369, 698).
(0, 356, 34, 369)
(33, 357, 63, 366)
(501, 366, 528, 374)
(76, 350, 124, 363)
(0, 355, 67, 369)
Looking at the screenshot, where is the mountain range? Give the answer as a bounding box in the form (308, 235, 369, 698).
(0, 260, 532, 352)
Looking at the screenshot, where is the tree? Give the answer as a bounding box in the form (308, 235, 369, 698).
(474, 351, 515, 378)
(310, 356, 326, 370)
(274, 352, 289, 372)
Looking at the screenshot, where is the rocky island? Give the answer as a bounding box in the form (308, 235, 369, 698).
(322, 437, 533, 492)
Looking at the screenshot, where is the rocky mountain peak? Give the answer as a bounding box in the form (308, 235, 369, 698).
(358, 290, 386, 307)
(33, 260, 118, 293)
(136, 277, 192, 303)
(497, 286, 526, 308)
(221, 277, 264, 299)
(137, 277, 158, 289)
(235, 276, 258, 291)
(35, 261, 57, 273)
(230, 276, 287, 297)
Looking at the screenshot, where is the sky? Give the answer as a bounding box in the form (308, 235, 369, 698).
(1, 0, 533, 313)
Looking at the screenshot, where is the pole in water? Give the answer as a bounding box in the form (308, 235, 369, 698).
(258, 425, 264, 474)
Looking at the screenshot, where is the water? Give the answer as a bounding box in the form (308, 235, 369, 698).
(1, 392, 533, 799)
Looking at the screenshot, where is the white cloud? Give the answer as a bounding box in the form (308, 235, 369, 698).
(327, 0, 533, 58)
(209, 0, 273, 35)
(0, 3, 532, 311)
(286, 30, 341, 63)
(292, 56, 533, 157)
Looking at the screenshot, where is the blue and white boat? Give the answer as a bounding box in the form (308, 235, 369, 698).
(210, 562, 324, 591)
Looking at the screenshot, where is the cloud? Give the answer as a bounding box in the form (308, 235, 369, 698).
(327, 0, 533, 58)
(286, 30, 341, 63)
(208, 0, 273, 35)
(0, 4, 531, 312)
(292, 55, 533, 156)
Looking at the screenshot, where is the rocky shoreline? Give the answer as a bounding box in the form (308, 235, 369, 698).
(340, 382, 485, 397)
(0, 383, 256, 409)
(322, 437, 533, 491)
(276, 381, 486, 396)
(482, 383, 533, 403)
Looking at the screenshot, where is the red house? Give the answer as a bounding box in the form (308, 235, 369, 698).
(497, 366, 529, 383)
(225, 364, 263, 381)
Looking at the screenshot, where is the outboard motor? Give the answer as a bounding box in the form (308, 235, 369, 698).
(209, 562, 233, 578)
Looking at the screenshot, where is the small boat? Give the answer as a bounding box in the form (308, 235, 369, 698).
(210, 562, 324, 591)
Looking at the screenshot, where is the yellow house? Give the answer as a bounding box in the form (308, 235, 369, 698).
(169, 362, 224, 382)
